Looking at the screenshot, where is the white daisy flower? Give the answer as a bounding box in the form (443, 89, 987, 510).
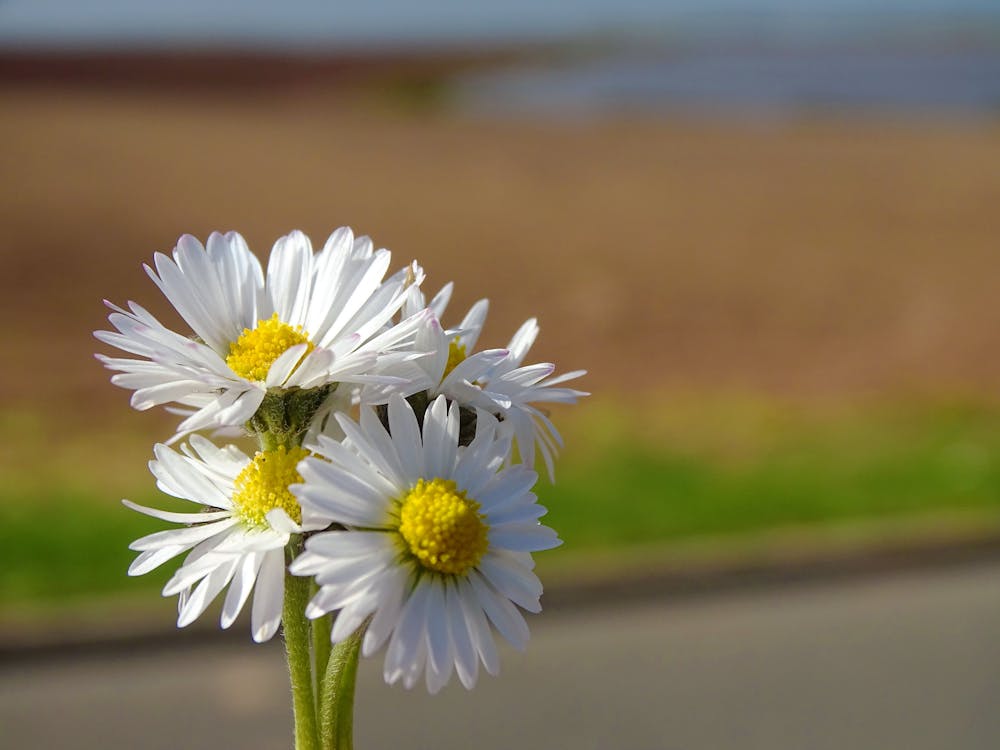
(384, 286, 586, 477)
(96, 228, 426, 436)
(402, 281, 489, 353)
(124, 435, 322, 642)
(289, 394, 561, 693)
(413, 314, 507, 404)
(478, 318, 588, 481)
(368, 281, 500, 405)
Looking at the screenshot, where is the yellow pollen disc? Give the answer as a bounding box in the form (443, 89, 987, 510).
(226, 313, 314, 382)
(231, 446, 309, 529)
(443, 340, 467, 379)
(397, 478, 489, 575)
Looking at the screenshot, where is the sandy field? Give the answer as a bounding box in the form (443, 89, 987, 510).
(2, 87, 999, 427)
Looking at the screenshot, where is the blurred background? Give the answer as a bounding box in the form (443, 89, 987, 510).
(2, 1, 1000, 748)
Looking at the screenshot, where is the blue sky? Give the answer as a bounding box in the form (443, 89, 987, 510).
(1, 0, 998, 50)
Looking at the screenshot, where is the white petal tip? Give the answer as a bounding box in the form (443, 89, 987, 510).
(252, 625, 278, 643)
(305, 603, 328, 620)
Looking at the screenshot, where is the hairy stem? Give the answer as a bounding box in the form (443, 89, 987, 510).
(312, 592, 332, 718)
(283, 561, 320, 750)
(317, 623, 365, 750)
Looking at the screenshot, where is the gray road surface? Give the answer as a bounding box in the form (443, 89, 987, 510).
(3, 559, 999, 749)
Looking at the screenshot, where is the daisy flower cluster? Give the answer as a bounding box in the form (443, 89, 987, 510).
(96, 227, 586, 729)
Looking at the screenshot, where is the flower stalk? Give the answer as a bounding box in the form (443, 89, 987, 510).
(283, 553, 320, 750)
(318, 624, 365, 750)
(283, 569, 362, 750)
(312, 601, 332, 715)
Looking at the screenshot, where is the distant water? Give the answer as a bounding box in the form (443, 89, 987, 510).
(2, 0, 1000, 118)
(2, 2, 1000, 50)
(455, 47, 1000, 118)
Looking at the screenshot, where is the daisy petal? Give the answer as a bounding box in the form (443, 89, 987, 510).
(251, 550, 285, 642)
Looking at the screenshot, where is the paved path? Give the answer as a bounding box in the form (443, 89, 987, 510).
(3, 560, 999, 749)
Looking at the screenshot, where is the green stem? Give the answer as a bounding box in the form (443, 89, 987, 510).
(259, 429, 294, 452)
(317, 623, 365, 750)
(312, 589, 332, 716)
(284, 562, 320, 750)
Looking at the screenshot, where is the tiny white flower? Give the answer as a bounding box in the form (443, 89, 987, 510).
(290, 394, 561, 693)
(384, 284, 586, 478)
(397, 284, 586, 479)
(402, 281, 489, 355)
(478, 318, 588, 480)
(124, 436, 322, 642)
(96, 228, 426, 436)
(366, 282, 501, 407)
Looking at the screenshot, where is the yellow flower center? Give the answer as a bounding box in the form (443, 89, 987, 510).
(442, 340, 467, 380)
(231, 446, 308, 529)
(226, 313, 314, 382)
(397, 478, 489, 575)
